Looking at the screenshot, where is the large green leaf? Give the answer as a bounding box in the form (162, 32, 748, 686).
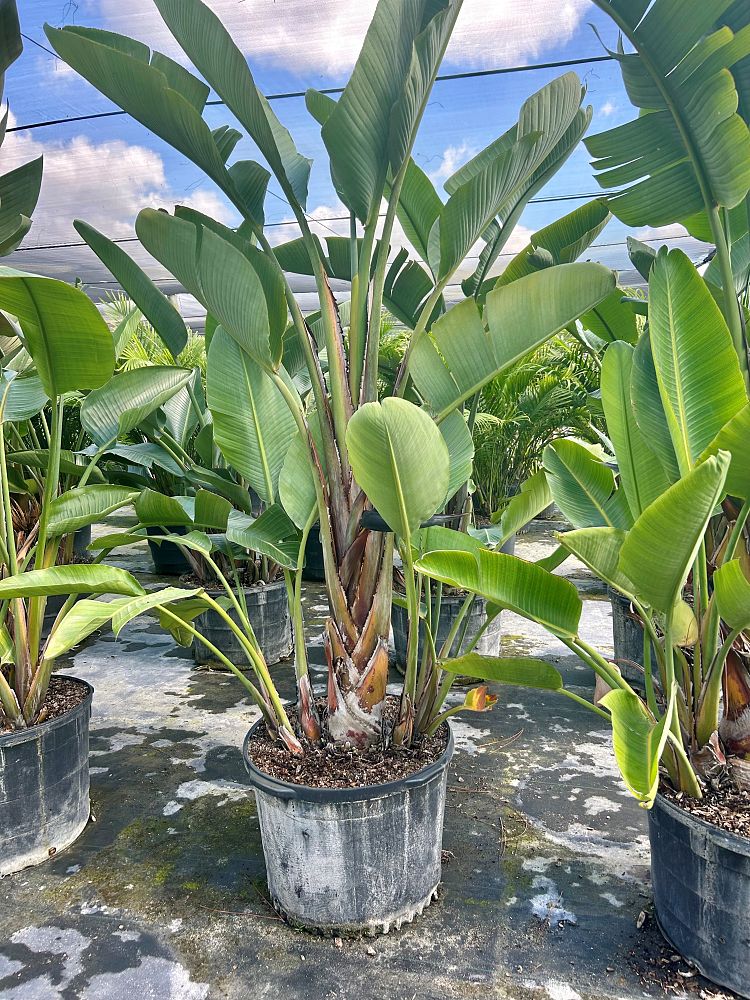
(346, 398, 449, 540)
(0, 156, 43, 255)
(44, 22, 247, 210)
(491, 470, 552, 546)
(586, 1, 750, 227)
(0, 565, 145, 598)
(81, 365, 192, 447)
(74, 220, 188, 357)
(0, 371, 47, 422)
(579, 288, 639, 345)
(392, 159, 443, 271)
(410, 263, 615, 419)
(619, 451, 730, 612)
(111, 586, 202, 637)
(45, 597, 132, 659)
(5, 449, 105, 483)
(135, 210, 277, 369)
(543, 439, 632, 529)
(321, 0, 447, 223)
(558, 526, 635, 597)
(104, 442, 183, 478)
(225, 505, 300, 570)
(714, 558, 750, 630)
(601, 341, 670, 518)
(600, 687, 669, 807)
(206, 328, 296, 504)
(0, 269, 114, 396)
(153, 0, 309, 210)
(442, 652, 564, 690)
(46, 486, 138, 536)
(278, 413, 326, 531)
(416, 547, 582, 638)
(134, 488, 193, 528)
(438, 409, 474, 506)
(701, 402, 750, 498)
(630, 332, 680, 483)
(0, 0, 22, 76)
(648, 248, 747, 473)
(413, 524, 484, 559)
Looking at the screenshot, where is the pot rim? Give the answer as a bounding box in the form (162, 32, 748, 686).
(653, 788, 750, 857)
(0, 675, 93, 749)
(200, 578, 288, 598)
(243, 717, 454, 803)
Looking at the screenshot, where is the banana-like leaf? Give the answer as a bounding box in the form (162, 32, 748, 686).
(442, 651, 564, 689)
(580, 288, 639, 345)
(0, 156, 43, 255)
(0, 564, 145, 598)
(206, 328, 296, 504)
(0, 268, 114, 396)
(493, 198, 611, 290)
(0, 0, 22, 76)
(558, 526, 635, 597)
(135, 210, 278, 369)
(648, 248, 747, 473)
(438, 409, 474, 507)
(701, 402, 750, 498)
(630, 332, 680, 483)
(321, 1, 447, 223)
(162, 367, 205, 447)
(44, 22, 250, 212)
(586, 1, 750, 228)
(601, 341, 670, 518)
(460, 76, 596, 296)
(226, 505, 300, 570)
(714, 558, 750, 630)
(103, 443, 183, 477)
(412, 524, 484, 559)
(46, 485, 138, 537)
(0, 371, 47, 422)
(346, 398, 449, 540)
(5, 449, 105, 483)
(74, 220, 188, 357)
(416, 547, 582, 638)
(153, 0, 307, 210)
(392, 159, 443, 272)
(88, 531, 147, 553)
(134, 488, 193, 528)
(620, 451, 730, 613)
(600, 687, 669, 808)
(490, 470, 552, 546)
(278, 412, 326, 531)
(410, 263, 615, 419)
(543, 439, 632, 529)
(157, 594, 208, 646)
(45, 597, 132, 659)
(81, 365, 193, 447)
(627, 236, 657, 281)
(147, 531, 213, 557)
(111, 586, 202, 637)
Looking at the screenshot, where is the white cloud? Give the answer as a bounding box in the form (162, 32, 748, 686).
(2, 112, 232, 248)
(427, 142, 477, 186)
(81, 0, 588, 77)
(600, 101, 616, 117)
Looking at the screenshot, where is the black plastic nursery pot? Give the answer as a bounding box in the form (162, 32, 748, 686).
(0, 678, 92, 876)
(649, 792, 750, 998)
(607, 586, 654, 686)
(72, 524, 92, 557)
(392, 592, 502, 669)
(192, 579, 293, 668)
(243, 720, 454, 934)
(146, 525, 192, 576)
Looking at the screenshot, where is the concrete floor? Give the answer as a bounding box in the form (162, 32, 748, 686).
(0, 516, 695, 999)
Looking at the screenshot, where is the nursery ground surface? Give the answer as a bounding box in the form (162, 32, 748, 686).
(0, 512, 740, 1000)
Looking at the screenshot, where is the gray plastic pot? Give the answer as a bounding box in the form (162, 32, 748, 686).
(146, 525, 192, 576)
(392, 592, 502, 668)
(243, 720, 454, 934)
(649, 792, 750, 998)
(192, 580, 292, 668)
(0, 678, 92, 876)
(608, 586, 655, 686)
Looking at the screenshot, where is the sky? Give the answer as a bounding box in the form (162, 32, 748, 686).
(6, 0, 707, 321)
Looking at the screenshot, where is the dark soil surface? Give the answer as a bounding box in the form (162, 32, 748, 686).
(247, 699, 449, 789)
(629, 909, 741, 998)
(662, 778, 750, 839)
(0, 674, 88, 733)
(180, 570, 281, 590)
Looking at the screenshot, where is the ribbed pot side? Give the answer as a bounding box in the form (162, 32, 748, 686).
(192, 580, 292, 668)
(649, 792, 750, 998)
(0, 679, 92, 876)
(243, 721, 454, 935)
(392, 594, 501, 669)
